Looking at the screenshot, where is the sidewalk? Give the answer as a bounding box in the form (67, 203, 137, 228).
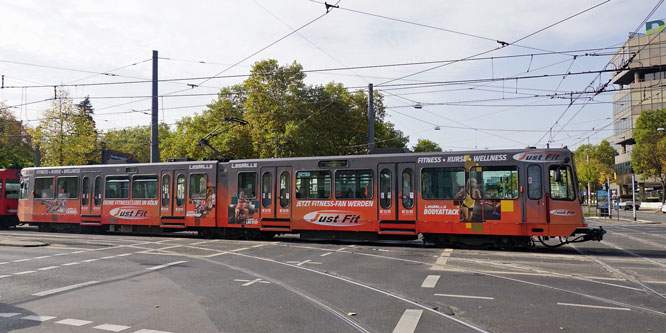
(0, 237, 48, 247)
(585, 216, 662, 225)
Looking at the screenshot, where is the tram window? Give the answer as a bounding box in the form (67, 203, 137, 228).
(335, 170, 373, 199)
(56, 177, 79, 199)
(262, 172, 272, 208)
(161, 174, 171, 207)
(82, 177, 90, 206)
(132, 175, 158, 199)
(295, 171, 331, 199)
(549, 166, 576, 201)
(379, 169, 392, 209)
(5, 179, 19, 199)
(279, 171, 290, 208)
(421, 167, 465, 200)
(20, 178, 30, 199)
(189, 174, 207, 199)
(469, 166, 518, 200)
(35, 177, 54, 199)
(238, 172, 257, 199)
(528, 165, 542, 200)
(94, 176, 102, 206)
(176, 174, 185, 207)
(402, 168, 414, 209)
(105, 176, 129, 199)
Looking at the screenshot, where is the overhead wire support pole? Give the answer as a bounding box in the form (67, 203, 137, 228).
(368, 83, 374, 153)
(151, 50, 159, 163)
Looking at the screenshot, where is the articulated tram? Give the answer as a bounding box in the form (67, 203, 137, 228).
(17, 148, 604, 247)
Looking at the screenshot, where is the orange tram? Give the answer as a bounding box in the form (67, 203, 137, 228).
(17, 148, 604, 247)
(0, 169, 20, 229)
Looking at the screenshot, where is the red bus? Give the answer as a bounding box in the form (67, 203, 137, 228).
(0, 169, 21, 229)
(17, 148, 604, 247)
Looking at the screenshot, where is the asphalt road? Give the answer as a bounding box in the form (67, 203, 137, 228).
(0, 223, 665, 333)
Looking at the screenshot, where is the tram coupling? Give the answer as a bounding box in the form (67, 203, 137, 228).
(573, 226, 606, 242)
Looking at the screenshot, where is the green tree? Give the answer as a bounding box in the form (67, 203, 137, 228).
(0, 103, 34, 168)
(32, 89, 100, 166)
(574, 141, 617, 204)
(102, 123, 174, 163)
(412, 139, 442, 152)
(166, 59, 408, 160)
(631, 109, 666, 204)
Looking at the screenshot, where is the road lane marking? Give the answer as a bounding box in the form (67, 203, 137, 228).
(54, 253, 69, 256)
(100, 256, 116, 259)
(34, 256, 51, 259)
(13, 258, 31, 263)
(250, 244, 266, 248)
(320, 252, 332, 257)
(421, 275, 440, 288)
(430, 249, 452, 270)
(82, 258, 99, 263)
(21, 315, 56, 321)
(32, 281, 100, 296)
(62, 262, 81, 266)
(116, 253, 132, 257)
(392, 309, 423, 333)
(14, 270, 36, 275)
(435, 293, 494, 300)
(242, 278, 262, 286)
(0, 313, 21, 317)
(557, 302, 631, 311)
(231, 247, 250, 252)
(146, 261, 187, 271)
(0, 262, 7, 265)
(56, 318, 93, 326)
(297, 260, 311, 266)
(94, 323, 131, 331)
(0, 275, 10, 278)
(134, 329, 173, 333)
(37, 266, 59, 271)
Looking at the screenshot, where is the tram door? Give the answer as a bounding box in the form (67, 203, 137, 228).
(275, 167, 291, 219)
(397, 163, 417, 221)
(80, 174, 93, 216)
(259, 167, 275, 219)
(160, 170, 186, 219)
(377, 164, 396, 221)
(524, 164, 547, 224)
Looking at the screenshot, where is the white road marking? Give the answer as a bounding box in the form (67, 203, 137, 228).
(82, 258, 99, 263)
(134, 329, 172, 333)
(14, 270, 36, 275)
(21, 315, 56, 321)
(234, 279, 250, 282)
(116, 253, 132, 257)
(0, 262, 7, 265)
(62, 262, 80, 266)
(32, 281, 100, 296)
(378, 249, 390, 252)
(392, 309, 423, 333)
(435, 293, 494, 300)
(0, 313, 21, 317)
(56, 318, 93, 326)
(94, 323, 131, 331)
(421, 275, 440, 288)
(297, 260, 311, 266)
(146, 261, 187, 271)
(70, 251, 86, 254)
(250, 244, 265, 248)
(430, 249, 452, 270)
(241, 278, 262, 286)
(0, 275, 10, 278)
(100, 256, 116, 259)
(54, 253, 69, 256)
(557, 302, 631, 311)
(13, 258, 31, 263)
(320, 252, 332, 257)
(37, 266, 59, 271)
(230, 247, 250, 252)
(34, 256, 51, 259)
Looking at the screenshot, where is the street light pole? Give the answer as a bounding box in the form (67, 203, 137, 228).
(632, 172, 636, 221)
(272, 129, 278, 158)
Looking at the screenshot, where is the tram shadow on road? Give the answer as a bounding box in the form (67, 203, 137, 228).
(0, 304, 41, 331)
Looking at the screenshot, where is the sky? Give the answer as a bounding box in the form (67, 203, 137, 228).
(0, 0, 663, 152)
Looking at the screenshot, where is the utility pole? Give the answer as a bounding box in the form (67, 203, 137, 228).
(272, 129, 278, 158)
(607, 177, 612, 219)
(632, 171, 636, 221)
(368, 83, 374, 153)
(150, 50, 159, 163)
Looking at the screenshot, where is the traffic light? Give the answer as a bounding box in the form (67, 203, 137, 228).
(633, 180, 638, 189)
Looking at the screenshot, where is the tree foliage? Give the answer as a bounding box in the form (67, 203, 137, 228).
(165, 59, 408, 160)
(102, 123, 174, 163)
(32, 89, 100, 166)
(574, 140, 617, 202)
(0, 103, 34, 168)
(631, 109, 666, 203)
(413, 139, 442, 152)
